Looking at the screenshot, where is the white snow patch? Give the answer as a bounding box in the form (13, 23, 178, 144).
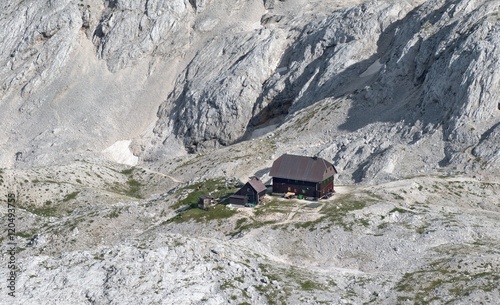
(359, 59, 384, 77)
(102, 140, 138, 166)
(383, 159, 395, 174)
(251, 124, 279, 139)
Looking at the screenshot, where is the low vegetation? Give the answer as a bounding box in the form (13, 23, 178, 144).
(63, 191, 80, 202)
(107, 208, 122, 219)
(172, 178, 238, 210)
(232, 219, 279, 236)
(293, 193, 371, 231)
(230, 199, 291, 235)
(167, 204, 237, 223)
(395, 241, 500, 303)
(125, 178, 142, 198)
(26, 205, 58, 217)
(255, 263, 334, 305)
(108, 178, 144, 199)
(120, 167, 135, 175)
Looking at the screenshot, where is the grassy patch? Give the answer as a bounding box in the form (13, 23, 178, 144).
(172, 178, 237, 210)
(396, 245, 500, 303)
(300, 193, 370, 231)
(107, 178, 144, 199)
(234, 219, 278, 234)
(300, 280, 323, 291)
(228, 199, 289, 234)
(389, 207, 413, 214)
(235, 217, 249, 228)
(94, 253, 105, 261)
(294, 217, 326, 231)
(15, 231, 35, 239)
(107, 208, 122, 218)
(416, 222, 431, 234)
(63, 191, 80, 202)
(295, 111, 316, 131)
(167, 204, 236, 223)
(125, 178, 143, 198)
(177, 154, 205, 169)
(391, 193, 405, 200)
(255, 263, 332, 304)
(66, 216, 85, 231)
(357, 218, 370, 227)
(120, 167, 135, 175)
(27, 206, 58, 217)
(254, 282, 288, 305)
(253, 199, 287, 216)
(220, 280, 237, 290)
(377, 222, 390, 230)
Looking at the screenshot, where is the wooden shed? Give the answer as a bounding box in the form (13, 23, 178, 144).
(270, 154, 337, 199)
(229, 177, 267, 206)
(198, 195, 215, 210)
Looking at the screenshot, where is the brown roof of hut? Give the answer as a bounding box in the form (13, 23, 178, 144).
(247, 177, 267, 193)
(270, 154, 337, 182)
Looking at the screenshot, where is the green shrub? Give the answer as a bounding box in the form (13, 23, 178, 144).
(63, 191, 80, 202)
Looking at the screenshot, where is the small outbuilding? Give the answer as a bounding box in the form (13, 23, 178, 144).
(198, 195, 215, 210)
(229, 195, 248, 206)
(230, 177, 267, 206)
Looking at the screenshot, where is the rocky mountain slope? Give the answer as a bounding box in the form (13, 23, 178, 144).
(0, 0, 499, 304)
(0, 0, 498, 181)
(1, 168, 499, 304)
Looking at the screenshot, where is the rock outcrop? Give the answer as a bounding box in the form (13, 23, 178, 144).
(154, 29, 287, 152)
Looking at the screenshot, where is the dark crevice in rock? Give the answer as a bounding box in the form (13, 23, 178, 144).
(188, 0, 197, 11)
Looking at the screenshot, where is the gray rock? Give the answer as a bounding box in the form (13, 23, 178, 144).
(264, 0, 275, 10)
(154, 29, 286, 152)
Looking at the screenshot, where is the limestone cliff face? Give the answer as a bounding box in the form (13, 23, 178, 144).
(150, 0, 499, 179)
(0, 1, 81, 96)
(154, 29, 287, 152)
(91, 0, 193, 72)
(286, 0, 500, 181)
(374, 0, 500, 170)
(0, 0, 498, 181)
(0, 0, 196, 166)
